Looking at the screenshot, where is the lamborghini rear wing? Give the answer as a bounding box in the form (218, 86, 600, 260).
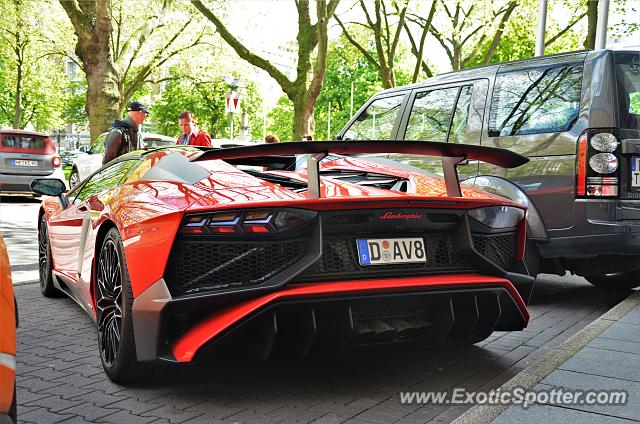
(191, 140, 529, 198)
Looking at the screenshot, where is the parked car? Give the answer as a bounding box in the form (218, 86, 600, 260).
(0, 235, 17, 424)
(33, 141, 532, 384)
(338, 49, 640, 289)
(0, 129, 65, 195)
(60, 148, 88, 168)
(68, 132, 175, 188)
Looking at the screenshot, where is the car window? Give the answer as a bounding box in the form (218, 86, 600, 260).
(90, 134, 107, 154)
(1, 135, 46, 150)
(343, 95, 404, 140)
(449, 85, 473, 144)
(404, 85, 472, 143)
(73, 160, 138, 203)
(488, 64, 583, 137)
(615, 53, 640, 130)
(404, 87, 458, 142)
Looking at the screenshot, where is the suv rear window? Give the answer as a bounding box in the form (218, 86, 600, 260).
(615, 52, 640, 130)
(488, 64, 583, 137)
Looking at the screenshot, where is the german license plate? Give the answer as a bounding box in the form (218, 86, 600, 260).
(356, 238, 426, 266)
(14, 159, 38, 167)
(632, 157, 640, 187)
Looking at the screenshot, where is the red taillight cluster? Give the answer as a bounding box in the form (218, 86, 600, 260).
(181, 208, 317, 235)
(51, 155, 61, 168)
(576, 129, 619, 198)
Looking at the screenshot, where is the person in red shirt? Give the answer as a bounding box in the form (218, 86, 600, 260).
(176, 111, 212, 146)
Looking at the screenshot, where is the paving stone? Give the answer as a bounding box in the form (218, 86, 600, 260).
(19, 407, 73, 424)
(560, 346, 640, 383)
(619, 307, 640, 325)
(58, 403, 119, 421)
(493, 403, 630, 423)
(143, 405, 202, 423)
(538, 371, 640, 421)
(597, 322, 640, 344)
(96, 410, 159, 424)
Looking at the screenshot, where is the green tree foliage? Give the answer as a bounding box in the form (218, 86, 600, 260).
(0, 0, 69, 130)
(311, 35, 410, 140)
(153, 67, 263, 140)
(266, 97, 294, 142)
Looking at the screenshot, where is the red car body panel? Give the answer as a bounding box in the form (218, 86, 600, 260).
(37, 144, 532, 367)
(172, 274, 528, 362)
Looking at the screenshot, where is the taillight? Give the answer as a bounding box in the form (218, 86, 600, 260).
(52, 155, 61, 168)
(180, 208, 317, 235)
(576, 130, 619, 198)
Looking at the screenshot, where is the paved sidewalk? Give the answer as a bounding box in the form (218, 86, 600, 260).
(455, 289, 640, 423)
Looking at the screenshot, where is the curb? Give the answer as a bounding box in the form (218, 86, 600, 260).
(452, 288, 640, 424)
(13, 279, 39, 287)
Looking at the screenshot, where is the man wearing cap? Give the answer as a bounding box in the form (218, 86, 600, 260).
(103, 101, 149, 164)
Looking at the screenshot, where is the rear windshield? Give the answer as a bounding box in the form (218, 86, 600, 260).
(1, 135, 46, 150)
(615, 52, 640, 130)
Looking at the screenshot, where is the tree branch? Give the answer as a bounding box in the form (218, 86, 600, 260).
(190, 0, 292, 93)
(545, 11, 587, 46)
(334, 14, 381, 68)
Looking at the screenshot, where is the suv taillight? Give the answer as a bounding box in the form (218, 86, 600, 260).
(52, 155, 61, 168)
(576, 129, 620, 198)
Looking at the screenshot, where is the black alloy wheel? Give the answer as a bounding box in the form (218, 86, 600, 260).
(96, 238, 123, 368)
(95, 228, 164, 384)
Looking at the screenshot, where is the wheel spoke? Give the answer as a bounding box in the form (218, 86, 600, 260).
(96, 238, 124, 368)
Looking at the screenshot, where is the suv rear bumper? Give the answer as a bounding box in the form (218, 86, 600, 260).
(0, 169, 66, 193)
(542, 200, 640, 258)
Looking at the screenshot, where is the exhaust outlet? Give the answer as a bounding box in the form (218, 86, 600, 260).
(353, 320, 375, 338)
(367, 319, 395, 339)
(386, 318, 415, 338)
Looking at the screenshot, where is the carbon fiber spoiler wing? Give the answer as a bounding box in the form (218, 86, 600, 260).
(190, 140, 529, 198)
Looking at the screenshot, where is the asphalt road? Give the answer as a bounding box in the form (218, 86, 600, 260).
(0, 196, 633, 423)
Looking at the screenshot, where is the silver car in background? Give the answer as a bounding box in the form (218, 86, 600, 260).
(68, 132, 175, 187)
(0, 128, 65, 195)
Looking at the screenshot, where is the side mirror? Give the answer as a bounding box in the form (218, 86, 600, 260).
(30, 178, 66, 196)
(332, 134, 343, 141)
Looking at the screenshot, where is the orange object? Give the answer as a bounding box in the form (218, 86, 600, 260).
(0, 235, 16, 422)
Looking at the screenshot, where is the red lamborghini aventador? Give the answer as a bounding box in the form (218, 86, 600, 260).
(32, 141, 533, 384)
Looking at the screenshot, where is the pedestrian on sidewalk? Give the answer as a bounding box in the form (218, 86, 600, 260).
(176, 111, 212, 147)
(103, 101, 149, 164)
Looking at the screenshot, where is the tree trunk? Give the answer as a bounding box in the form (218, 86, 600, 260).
(60, 0, 120, 141)
(85, 66, 120, 140)
(13, 48, 23, 129)
(293, 97, 314, 141)
(584, 0, 598, 50)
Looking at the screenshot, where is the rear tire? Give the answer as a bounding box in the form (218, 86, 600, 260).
(96, 228, 162, 384)
(38, 215, 62, 297)
(584, 271, 640, 290)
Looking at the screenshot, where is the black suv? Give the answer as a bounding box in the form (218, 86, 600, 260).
(338, 49, 640, 289)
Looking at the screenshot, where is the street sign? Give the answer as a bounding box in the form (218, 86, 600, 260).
(225, 91, 241, 113)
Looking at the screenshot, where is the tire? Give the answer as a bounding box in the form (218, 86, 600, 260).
(69, 169, 81, 188)
(584, 271, 640, 290)
(96, 228, 160, 384)
(38, 215, 62, 297)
